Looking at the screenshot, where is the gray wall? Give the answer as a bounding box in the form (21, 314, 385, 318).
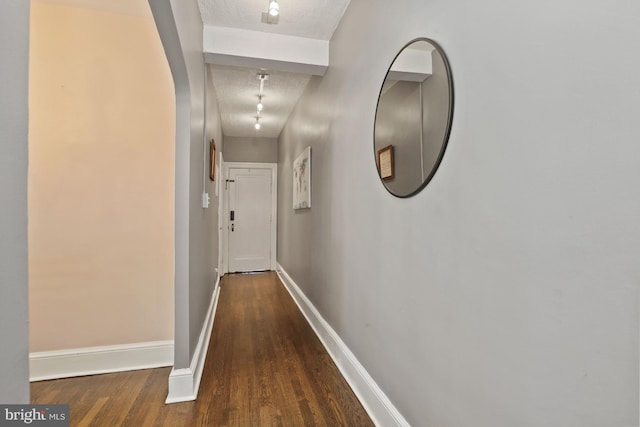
(149, 0, 222, 370)
(278, 0, 640, 426)
(0, 0, 30, 404)
(223, 136, 278, 163)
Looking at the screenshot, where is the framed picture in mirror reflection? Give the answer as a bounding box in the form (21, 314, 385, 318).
(377, 144, 394, 180)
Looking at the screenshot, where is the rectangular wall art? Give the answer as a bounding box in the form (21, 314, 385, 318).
(293, 146, 311, 209)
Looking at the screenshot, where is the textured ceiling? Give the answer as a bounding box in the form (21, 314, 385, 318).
(198, 0, 351, 40)
(200, 0, 351, 138)
(210, 64, 311, 138)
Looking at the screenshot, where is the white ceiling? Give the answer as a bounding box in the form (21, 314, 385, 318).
(199, 0, 351, 138)
(210, 64, 311, 138)
(198, 0, 350, 40)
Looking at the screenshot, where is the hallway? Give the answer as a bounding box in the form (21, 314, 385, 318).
(31, 272, 373, 426)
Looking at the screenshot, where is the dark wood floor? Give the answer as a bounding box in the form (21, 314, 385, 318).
(31, 272, 374, 426)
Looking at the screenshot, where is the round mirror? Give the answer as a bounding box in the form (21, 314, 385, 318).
(374, 38, 454, 197)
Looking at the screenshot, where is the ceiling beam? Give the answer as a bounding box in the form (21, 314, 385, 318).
(203, 26, 328, 76)
(388, 48, 433, 82)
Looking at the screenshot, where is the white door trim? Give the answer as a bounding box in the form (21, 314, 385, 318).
(222, 162, 277, 274)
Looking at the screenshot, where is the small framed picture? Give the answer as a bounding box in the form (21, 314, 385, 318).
(209, 139, 216, 181)
(377, 144, 394, 180)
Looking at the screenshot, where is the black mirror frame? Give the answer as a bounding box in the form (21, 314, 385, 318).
(373, 37, 454, 198)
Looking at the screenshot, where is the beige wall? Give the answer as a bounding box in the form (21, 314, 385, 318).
(29, 0, 175, 351)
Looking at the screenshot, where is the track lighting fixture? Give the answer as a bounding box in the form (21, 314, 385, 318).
(253, 73, 269, 131)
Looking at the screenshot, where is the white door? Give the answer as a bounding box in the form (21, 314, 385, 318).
(226, 164, 277, 273)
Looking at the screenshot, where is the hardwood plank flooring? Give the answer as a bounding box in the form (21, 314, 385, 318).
(31, 272, 374, 427)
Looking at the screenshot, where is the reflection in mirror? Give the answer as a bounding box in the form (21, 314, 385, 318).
(374, 38, 453, 197)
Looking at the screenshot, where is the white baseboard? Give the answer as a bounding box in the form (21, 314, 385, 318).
(29, 340, 174, 382)
(166, 276, 221, 404)
(276, 264, 410, 427)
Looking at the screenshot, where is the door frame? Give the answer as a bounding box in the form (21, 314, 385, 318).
(217, 152, 225, 276)
(222, 162, 277, 274)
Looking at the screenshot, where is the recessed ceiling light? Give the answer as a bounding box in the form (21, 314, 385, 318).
(269, 0, 279, 17)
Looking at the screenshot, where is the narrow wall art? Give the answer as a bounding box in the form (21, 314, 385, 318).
(293, 146, 311, 209)
(209, 139, 216, 181)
